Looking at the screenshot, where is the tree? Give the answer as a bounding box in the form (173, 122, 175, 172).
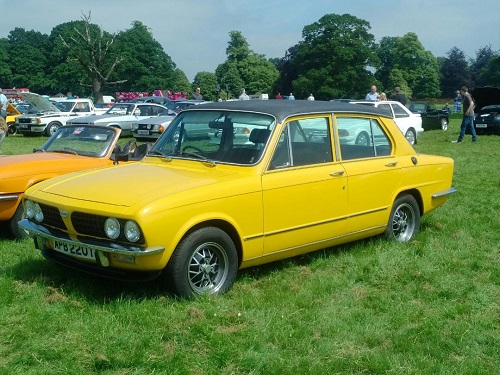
(114, 21, 181, 94)
(7, 28, 53, 93)
(377, 33, 440, 99)
(286, 14, 379, 100)
(58, 12, 125, 103)
(471, 45, 500, 87)
(439, 47, 472, 98)
(192, 72, 218, 101)
(216, 31, 278, 98)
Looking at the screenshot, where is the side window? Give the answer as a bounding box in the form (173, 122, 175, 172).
(377, 103, 393, 117)
(337, 117, 392, 160)
(392, 104, 409, 118)
(269, 117, 332, 169)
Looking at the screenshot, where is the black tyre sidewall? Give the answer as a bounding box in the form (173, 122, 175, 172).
(385, 194, 420, 241)
(8, 204, 28, 239)
(165, 227, 238, 298)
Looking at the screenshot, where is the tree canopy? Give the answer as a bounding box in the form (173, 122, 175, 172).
(0, 12, 498, 101)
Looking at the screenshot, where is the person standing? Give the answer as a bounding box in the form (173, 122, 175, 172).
(378, 92, 387, 101)
(0, 116, 7, 154)
(66, 92, 74, 99)
(192, 87, 203, 100)
(454, 86, 477, 143)
(275, 92, 282, 100)
(453, 90, 462, 113)
(307, 93, 315, 101)
(0, 88, 8, 119)
(288, 93, 295, 100)
(365, 85, 379, 101)
(393, 87, 407, 105)
(239, 88, 249, 100)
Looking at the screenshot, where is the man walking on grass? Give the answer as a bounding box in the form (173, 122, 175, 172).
(453, 86, 477, 143)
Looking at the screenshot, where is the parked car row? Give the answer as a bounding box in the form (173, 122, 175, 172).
(15, 100, 456, 297)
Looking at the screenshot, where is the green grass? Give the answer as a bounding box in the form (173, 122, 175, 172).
(0, 120, 499, 374)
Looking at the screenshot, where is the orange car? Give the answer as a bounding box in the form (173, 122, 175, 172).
(0, 125, 148, 238)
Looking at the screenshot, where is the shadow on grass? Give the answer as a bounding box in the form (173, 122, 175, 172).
(4, 235, 381, 304)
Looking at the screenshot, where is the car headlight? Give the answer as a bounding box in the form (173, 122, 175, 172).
(104, 217, 120, 239)
(131, 123, 138, 130)
(124, 221, 141, 242)
(35, 118, 42, 124)
(25, 200, 35, 219)
(34, 203, 44, 222)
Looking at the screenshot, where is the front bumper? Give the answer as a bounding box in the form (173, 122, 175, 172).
(19, 219, 165, 281)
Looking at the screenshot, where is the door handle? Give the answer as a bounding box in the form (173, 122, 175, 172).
(385, 161, 398, 167)
(329, 170, 345, 176)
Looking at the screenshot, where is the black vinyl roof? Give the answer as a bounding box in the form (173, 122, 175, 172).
(184, 99, 390, 123)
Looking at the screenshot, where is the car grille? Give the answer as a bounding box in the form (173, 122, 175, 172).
(39, 203, 67, 230)
(71, 211, 106, 238)
(18, 117, 34, 124)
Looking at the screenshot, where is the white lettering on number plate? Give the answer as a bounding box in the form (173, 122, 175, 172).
(53, 240, 96, 260)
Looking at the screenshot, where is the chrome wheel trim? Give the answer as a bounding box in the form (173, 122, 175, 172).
(405, 129, 416, 145)
(391, 202, 416, 242)
(441, 118, 448, 131)
(187, 242, 229, 294)
(355, 132, 370, 146)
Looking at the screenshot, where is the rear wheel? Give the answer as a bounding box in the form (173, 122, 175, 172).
(7, 122, 17, 135)
(385, 195, 420, 242)
(355, 131, 370, 146)
(164, 227, 238, 298)
(441, 118, 448, 131)
(405, 128, 417, 145)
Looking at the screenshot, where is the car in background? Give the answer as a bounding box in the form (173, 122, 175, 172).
(166, 99, 210, 114)
(350, 100, 423, 145)
(407, 102, 449, 131)
(67, 102, 169, 137)
(94, 102, 114, 115)
(469, 87, 500, 135)
(16, 94, 98, 136)
(0, 125, 148, 239)
(20, 100, 456, 297)
(132, 111, 177, 141)
(129, 96, 171, 106)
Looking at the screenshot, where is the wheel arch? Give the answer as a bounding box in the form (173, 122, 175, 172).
(395, 188, 423, 217)
(180, 219, 243, 267)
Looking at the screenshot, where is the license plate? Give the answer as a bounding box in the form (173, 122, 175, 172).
(475, 124, 487, 128)
(53, 240, 96, 260)
(137, 130, 150, 135)
(20, 124, 28, 128)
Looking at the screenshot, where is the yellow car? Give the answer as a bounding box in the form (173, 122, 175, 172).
(20, 101, 457, 297)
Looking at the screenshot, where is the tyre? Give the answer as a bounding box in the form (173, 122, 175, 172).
(7, 123, 17, 135)
(45, 122, 62, 136)
(355, 131, 370, 146)
(385, 194, 420, 242)
(165, 227, 238, 297)
(405, 128, 417, 145)
(441, 118, 448, 131)
(8, 204, 29, 239)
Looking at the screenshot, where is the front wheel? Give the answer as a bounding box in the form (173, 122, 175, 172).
(405, 128, 417, 145)
(164, 227, 238, 298)
(7, 123, 17, 135)
(45, 122, 62, 136)
(385, 195, 420, 242)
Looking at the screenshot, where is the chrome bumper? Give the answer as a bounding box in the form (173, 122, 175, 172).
(432, 187, 458, 199)
(18, 219, 165, 257)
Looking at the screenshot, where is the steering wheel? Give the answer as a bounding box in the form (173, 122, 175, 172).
(181, 145, 207, 159)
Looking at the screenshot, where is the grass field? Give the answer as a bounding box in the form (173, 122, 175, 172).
(0, 116, 498, 374)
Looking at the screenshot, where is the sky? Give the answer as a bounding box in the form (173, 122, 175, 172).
(1, 0, 499, 82)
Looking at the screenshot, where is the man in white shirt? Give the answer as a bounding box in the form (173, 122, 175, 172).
(0, 88, 8, 119)
(365, 85, 379, 101)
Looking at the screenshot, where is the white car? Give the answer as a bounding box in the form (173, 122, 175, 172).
(67, 102, 169, 137)
(350, 100, 423, 145)
(16, 93, 97, 136)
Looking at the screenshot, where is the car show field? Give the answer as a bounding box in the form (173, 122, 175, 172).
(0, 111, 498, 374)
